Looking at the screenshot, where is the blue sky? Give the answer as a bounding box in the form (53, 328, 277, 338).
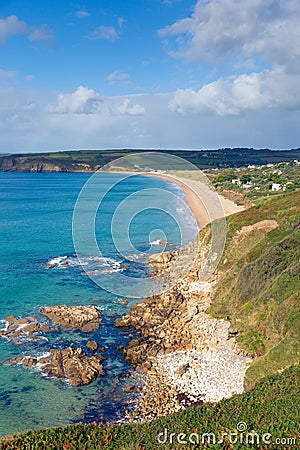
(1, 0, 300, 152)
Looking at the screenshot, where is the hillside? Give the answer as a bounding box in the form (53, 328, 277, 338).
(1, 148, 300, 172)
(209, 190, 300, 387)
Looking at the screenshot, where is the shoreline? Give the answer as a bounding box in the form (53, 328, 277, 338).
(101, 168, 245, 229)
(142, 171, 245, 229)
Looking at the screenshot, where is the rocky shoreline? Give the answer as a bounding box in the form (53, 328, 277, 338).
(0, 305, 106, 386)
(115, 244, 252, 421)
(0, 238, 252, 420)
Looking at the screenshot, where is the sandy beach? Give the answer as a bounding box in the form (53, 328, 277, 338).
(142, 171, 245, 229)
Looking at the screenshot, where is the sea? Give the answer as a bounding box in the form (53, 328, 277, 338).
(0, 172, 198, 437)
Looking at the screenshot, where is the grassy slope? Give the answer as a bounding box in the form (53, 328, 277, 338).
(0, 364, 299, 449)
(209, 190, 300, 387)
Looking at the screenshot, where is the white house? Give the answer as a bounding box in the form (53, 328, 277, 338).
(271, 183, 281, 191)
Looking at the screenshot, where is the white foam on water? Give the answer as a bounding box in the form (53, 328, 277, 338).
(0, 320, 9, 332)
(46, 254, 124, 273)
(149, 239, 163, 245)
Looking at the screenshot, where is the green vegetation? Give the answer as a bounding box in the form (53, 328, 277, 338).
(209, 190, 300, 387)
(210, 160, 300, 201)
(1, 364, 299, 449)
(1, 148, 300, 172)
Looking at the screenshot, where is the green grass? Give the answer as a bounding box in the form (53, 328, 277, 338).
(209, 190, 300, 387)
(1, 364, 299, 449)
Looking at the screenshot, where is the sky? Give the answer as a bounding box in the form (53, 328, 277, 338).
(0, 0, 300, 153)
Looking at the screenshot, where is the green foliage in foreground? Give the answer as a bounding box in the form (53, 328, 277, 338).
(1, 364, 299, 449)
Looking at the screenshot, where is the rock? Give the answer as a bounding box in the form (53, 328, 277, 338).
(39, 305, 102, 332)
(124, 385, 135, 393)
(118, 299, 129, 306)
(5, 347, 106, 386)
(0, 315, 56, 343)
(86, 341, 98, 352)
(141, 361, 152, 372)
(175, 363, 189, 376)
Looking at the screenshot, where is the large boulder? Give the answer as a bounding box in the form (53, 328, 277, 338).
(5, 346, 106, 386)
(39, 305, 102, 332)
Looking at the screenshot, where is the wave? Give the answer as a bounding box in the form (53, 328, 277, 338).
(45, 254, 125, 275)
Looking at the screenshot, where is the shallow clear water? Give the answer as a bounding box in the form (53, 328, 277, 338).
(0, 172, 197, 437)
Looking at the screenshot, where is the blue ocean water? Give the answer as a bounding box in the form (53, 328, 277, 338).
(0, 172, 197, 437)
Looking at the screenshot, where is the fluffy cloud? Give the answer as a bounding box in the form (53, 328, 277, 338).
(169, 68, 300, 115)
(159, 0, 300, 116)
(113, 98, 146, 115)
(0, 15, 54, 46)
(88, 25, 119, 41)
(50, 86, 102, 114)
(159, 0, 300, 71)
(50, 86, 145, 117)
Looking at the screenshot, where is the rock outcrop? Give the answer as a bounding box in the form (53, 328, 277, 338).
(6, 346, 106, 386)
(0, 315, 57, 344)
(40, 305, 102, 332)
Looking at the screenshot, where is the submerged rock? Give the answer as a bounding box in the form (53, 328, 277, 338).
(39, 304, 102, 332)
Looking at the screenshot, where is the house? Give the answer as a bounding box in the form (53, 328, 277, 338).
(241, 182, 253, 189)
(271, 183, 281, 191)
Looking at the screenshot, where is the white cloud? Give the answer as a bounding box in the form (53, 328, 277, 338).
(157, 0, 300, 121)
(0, 15, 54, 46)
(50, 86, 102, 114)
(0, 68, 16, 83)
(159, 0, 300, 71)
(76, 10, 90, 19)
(1, 87, 300, 152)
(49, 85, 145, 117)
(0, 15, 28, 44)
(28, 24, 54, 46)
(106, 71, 130, 86)
(88, 25, 119, 41)
(169, 68, 300, 115)
(113, 99, 146, 115)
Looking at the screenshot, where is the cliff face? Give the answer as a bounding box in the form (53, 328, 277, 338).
(0, 155, 72, 172)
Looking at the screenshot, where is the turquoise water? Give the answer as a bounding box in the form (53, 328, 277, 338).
(0, 172, 197, 437)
